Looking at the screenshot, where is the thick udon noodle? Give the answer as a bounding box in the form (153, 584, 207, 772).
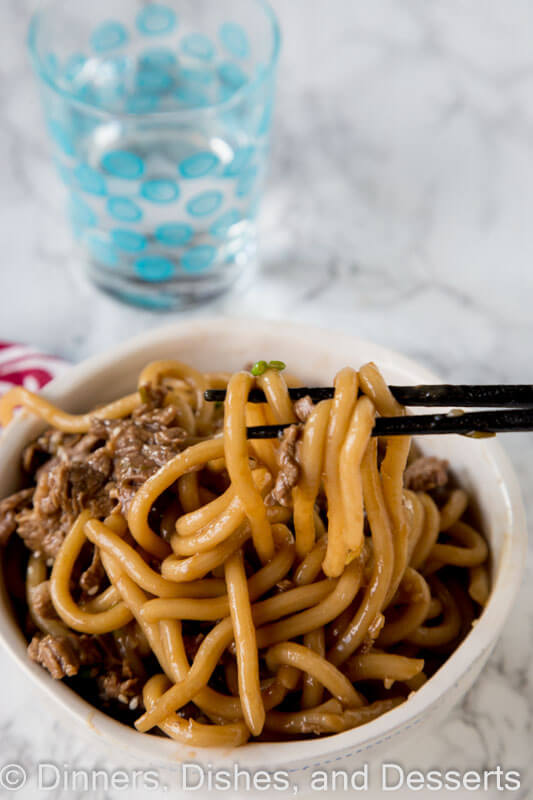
(0, 360, 490, 746)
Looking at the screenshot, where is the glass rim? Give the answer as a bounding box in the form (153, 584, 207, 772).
(27, 0, 281, 121)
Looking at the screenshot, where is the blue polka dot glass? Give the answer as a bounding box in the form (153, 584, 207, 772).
(28, 1, 280, 309)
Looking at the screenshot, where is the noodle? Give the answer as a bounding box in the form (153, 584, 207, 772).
(137, 359, 212, 435)
(142, 525, 296, 622)
(246, 402, 279, 475)
(177, 472, 201, 514)
(225, 549, 265, 736)
(85, 519, 227, 598)
(438, 489, 469, 531)
(0, 357, 490, 747)
(359, 363, 411, 606)
(128, 438, 224, 559)
(343, 651, 424, 685)
(171, 469, 271, 555)
(410, 492, 440, 569)
(301, 628, 326, 709)
(143, 674, 250, 746)
(293, 535, 328, 586)
(224, 372, 274, 563)
(162, 523, 253, 583)
(159, 619, 299, 722)
(136, 577, 339, 732)
(322, 368, 359, 577)
(377, 567, 431, 648)
(0, 387, 140, 432)
(292, 401, 331, 558)
(430, 520, 488, 568)
(469, 564, 490, 606)
(405, 490, 425, 563)
(265, 642, 364, 708)
(339, 396, 375, 556)
(407, 576, 462, 648)
(327, 438, 394, 665)
(255, 557, 362, 648)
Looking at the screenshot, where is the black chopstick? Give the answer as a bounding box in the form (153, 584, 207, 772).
(245, 407, 533, 439)
(205, 384, 533, 408)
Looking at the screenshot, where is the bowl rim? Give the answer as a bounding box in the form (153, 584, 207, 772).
(0, 316, 527, 769)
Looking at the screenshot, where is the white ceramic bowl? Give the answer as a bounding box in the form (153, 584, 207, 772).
(0, 318, 526, 774)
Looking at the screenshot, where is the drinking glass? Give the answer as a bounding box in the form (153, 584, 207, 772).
(28, 0, 280, 309)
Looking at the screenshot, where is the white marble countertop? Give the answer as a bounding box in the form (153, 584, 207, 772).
(0, 0, 532, 797)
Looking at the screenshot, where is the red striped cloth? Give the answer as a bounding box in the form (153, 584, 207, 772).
(0, 342, 67, 397)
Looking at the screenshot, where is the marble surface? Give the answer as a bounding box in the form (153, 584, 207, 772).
(1, 0, 532, 797)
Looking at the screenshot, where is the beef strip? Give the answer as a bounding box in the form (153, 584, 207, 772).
(68, 449, 112, 508)
(91, 405, 187, 514)
(16, 467, 114, 560)
(15, 432, 116, 559)
(136, 383, 167, 410)
(293, 395, 315, 423)
(30, 580, 56, 620)
(404, 456, 449, 492)
(98, 668, 142, 706)
(27, 632, 101, 679)
(22, 430, 83, 473)
(79, 546, 106, 598)
(33, 458, 69, 516)
(269, 424, 301, 507)
(96, 632, 145, 707)
(28, 634, 80, 679)
(3, 385, 188, 559)
(17, 508, 73, 561)
(0, 488, 33, 546)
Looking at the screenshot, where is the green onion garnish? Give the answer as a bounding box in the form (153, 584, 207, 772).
(251, 360, 286, 376)
(251, 360, 268, 376)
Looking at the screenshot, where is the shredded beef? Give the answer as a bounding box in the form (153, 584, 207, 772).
(79, 546, 106, 597)
(28, 632, 102, 679)
(404, 456, 449, 492)
(1, 385, 188, 559)
(30, 580, 56, 619)
(69, 450, 112, 505)
(17, 508, 73, 561)
(293, 395, 315, 423)
(33, 458, 69, 516)
(15, 436, 115, 559)
(22, 430, 82, 473)
(136, 383, 167, 410)
(269, 424, 301, 507)
(75, 635, 104, 666)
(98, 667, 142, 706)
(27, 628, 144, 706)
(28, 634, 80, 679)
(90, 405, 187, 514)
(0, 488, 33, 546)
